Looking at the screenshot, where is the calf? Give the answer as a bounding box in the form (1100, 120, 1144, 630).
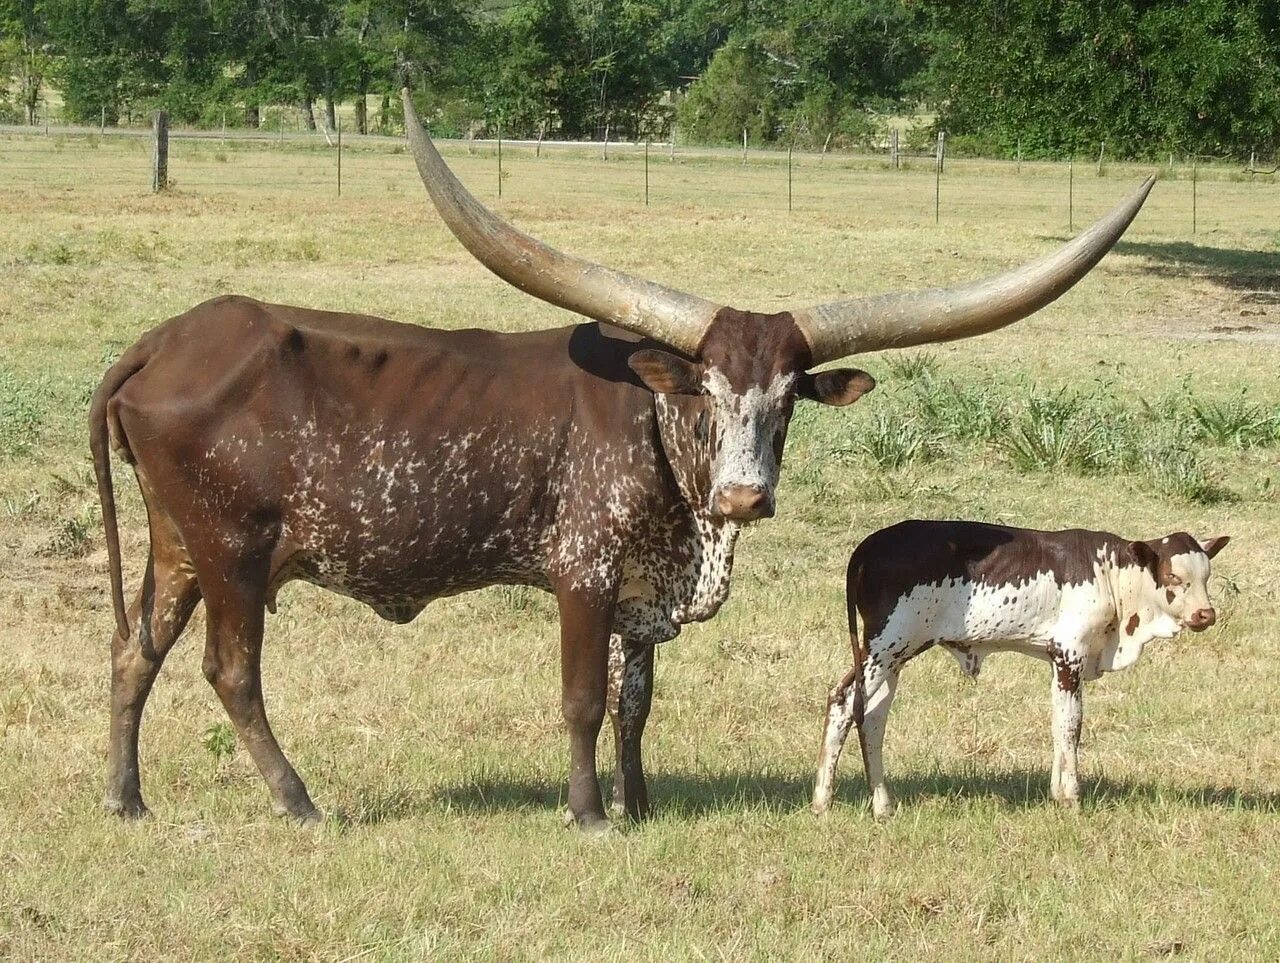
(811, 520, 1229, 817)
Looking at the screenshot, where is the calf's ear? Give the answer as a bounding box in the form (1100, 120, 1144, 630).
(1199, 535, 1230, 558)
(1129, 540, 1159, 573)
(798, 368, 876, 407)
(629, 349, 705, 395)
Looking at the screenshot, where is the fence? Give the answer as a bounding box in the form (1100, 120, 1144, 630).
(0, 120, 1275, 241)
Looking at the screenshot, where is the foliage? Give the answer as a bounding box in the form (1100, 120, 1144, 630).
(3, 0, 1279, 150)
(922, 0, 1280, 157)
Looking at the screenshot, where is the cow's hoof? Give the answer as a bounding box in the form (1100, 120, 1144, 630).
(564, 810, 613, 836)
(872, 800, 897, 821)
(1058, 796, 1081, 812)
(609, 799, 627, 818)
(275, 802, 324, 824)
(104, 795, 150, 820)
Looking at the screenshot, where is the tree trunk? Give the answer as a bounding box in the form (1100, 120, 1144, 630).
(355, 69, 369, 135)
(246, 104, 260, 128)
(301, 96, 316, 131)
(325, 95, 337, 133)
(378, 93, 390, 133)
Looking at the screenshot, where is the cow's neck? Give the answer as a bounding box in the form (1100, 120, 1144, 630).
(654, 394, 716, 512)
(1103, 555, 1180, 644)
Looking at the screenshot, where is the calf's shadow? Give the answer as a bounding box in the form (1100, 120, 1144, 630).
(339, 766, 1280, 826)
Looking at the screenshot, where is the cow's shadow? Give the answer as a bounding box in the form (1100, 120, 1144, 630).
(339, 766, 1280, 825)
(1113, 239, 1280, 294)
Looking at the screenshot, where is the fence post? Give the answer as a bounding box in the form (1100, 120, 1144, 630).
(536, 121, 545, 159)
(1192, 157, 1198, 235)
(1067, 158, 1074, 232)
(602, 124, 609, 161)
(152, 110, 169, 192)
(890, 128, 899, 170)
(1097, 141, 1106, 176)
(742, 128, 747, 165)
(935, 130, 946, 174)
(788, 146, 793, 211)
(497, 122, 503, 198)
(644, 139, 649, 206)
(670, 124, 676, 162)
(934, 141, 941, 224)
(1017, 138, 1022, 174)
(336, 113, 342, 197)
(100, 105, 105, 134)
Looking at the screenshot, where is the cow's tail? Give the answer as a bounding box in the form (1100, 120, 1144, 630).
(90, 344, 149, 640)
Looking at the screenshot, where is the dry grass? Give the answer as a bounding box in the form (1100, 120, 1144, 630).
(2, 131, 1279, 961)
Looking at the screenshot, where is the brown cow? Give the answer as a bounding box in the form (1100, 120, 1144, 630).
(91, 90, 1154, 828)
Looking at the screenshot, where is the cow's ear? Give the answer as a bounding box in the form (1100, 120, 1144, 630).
(1199, 535, 1230, 559)
(628, 349, 705, 395)
(798, 368, 876, 407)
(1129, 540, 1159, 573)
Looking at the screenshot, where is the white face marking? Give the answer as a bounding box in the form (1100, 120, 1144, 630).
(1163, 549, 1214, 620)
(702, 368, 796, 512)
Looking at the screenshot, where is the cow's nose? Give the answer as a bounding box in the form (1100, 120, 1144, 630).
(713, 485, 774, 522)
(1188, 608, 1216, 631)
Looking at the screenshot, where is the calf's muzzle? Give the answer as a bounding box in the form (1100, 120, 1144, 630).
(1187, 608, 1216, 632)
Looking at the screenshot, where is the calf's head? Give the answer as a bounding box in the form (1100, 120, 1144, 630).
(1131, 534, 1230, 632)
(401, 89, 1154, 523)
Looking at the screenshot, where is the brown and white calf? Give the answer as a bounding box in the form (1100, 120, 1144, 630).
(811, 521, 1229, 818)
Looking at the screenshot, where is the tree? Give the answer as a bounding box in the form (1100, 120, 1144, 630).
(0, 0, 52, 123)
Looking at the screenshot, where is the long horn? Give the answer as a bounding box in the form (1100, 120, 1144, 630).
(792, 175, 1156, 364)
(402, 89, 720, 355)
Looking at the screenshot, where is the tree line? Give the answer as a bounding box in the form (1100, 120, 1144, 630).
(2, 0, 1278, 158)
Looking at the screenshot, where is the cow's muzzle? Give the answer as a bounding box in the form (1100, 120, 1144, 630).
(1186, 608, 1216, 632)
(713, 485, 775, 522)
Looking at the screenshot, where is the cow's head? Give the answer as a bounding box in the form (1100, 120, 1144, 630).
(1131, 533, 1230, 632)
(628, 310, 873, 521)
(401, 90, 1154, 523)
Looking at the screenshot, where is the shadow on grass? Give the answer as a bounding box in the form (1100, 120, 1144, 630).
(341, 766, 1280, 825)
(1114, 239, 1280, 295)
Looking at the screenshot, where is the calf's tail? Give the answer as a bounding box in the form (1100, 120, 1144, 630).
(844, 560, 867, 731)
(89, 346, 149, 640)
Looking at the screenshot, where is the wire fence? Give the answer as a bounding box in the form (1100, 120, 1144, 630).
(1, 121, 1276, 242)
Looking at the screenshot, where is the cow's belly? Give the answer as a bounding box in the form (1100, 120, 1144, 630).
(272, 496, 553, 622)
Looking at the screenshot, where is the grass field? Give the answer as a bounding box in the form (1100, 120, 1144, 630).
(2, 131, 1279, 960)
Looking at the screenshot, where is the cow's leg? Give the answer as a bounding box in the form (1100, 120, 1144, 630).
(201, 556, 318, 821)
(554, 584, 617, 832)
(859, 667, 900, 820)
(608, 636, 654, 821)
(1049, 657, 1084, 809)
(104, 539, 201, 819)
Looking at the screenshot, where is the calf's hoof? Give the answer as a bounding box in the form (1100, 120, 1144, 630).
(1056, 796, 1082, 812)
(104, 794, 150, 820)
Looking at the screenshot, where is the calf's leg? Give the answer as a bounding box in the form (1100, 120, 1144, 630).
(104, 545, 201, 818)
(1049, 659, 1084, 809)
(201, 557, 318, 821)
(608, 636, 654, 821)
(859, 669, 900, 820)
(555, 584, 617, 832)
(812, 662, 863, 815)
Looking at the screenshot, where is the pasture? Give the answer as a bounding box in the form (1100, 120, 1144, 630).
(2, 132, 1279, 960)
